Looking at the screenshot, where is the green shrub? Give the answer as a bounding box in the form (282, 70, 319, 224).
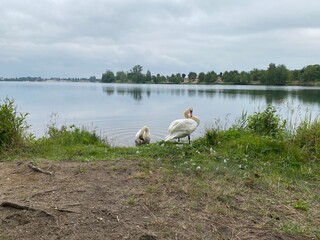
(0, 98, 29, 149)
(294, 119, 320, 160)
(246, 105, 286, 138)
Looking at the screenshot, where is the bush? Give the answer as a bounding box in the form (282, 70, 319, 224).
(0, 98, 29, 149)
(294, 120, 320, 160)
(246, 105, 286, 138)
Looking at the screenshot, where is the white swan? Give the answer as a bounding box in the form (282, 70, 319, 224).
(164, 108, 200, 143)
(135, 126, 151, 146)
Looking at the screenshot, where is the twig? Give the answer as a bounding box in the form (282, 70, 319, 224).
(29, 188, 58, 199)
(140, 203, 159, 223)
(159, 195, 177, 208)
(55, 208, 79, 213)
(0, 201, 56, 219)
(28, 162, 53, 176)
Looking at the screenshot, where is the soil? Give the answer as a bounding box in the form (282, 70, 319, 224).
(0, 160, 310, 240)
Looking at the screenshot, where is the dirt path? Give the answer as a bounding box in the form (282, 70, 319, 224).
(0, 160, 307, 240)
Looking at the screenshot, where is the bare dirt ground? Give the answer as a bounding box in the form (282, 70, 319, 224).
(0, 160, 310, 240)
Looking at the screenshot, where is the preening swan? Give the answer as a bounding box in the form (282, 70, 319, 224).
(135, 126, 151, 146)
(164, 108, 200, 143)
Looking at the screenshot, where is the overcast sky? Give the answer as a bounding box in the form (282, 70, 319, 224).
(1, 0, 319, 78)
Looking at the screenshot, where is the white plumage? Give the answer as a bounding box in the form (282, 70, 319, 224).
(135, 126, 150, 146)
(164, 108, 200, 143)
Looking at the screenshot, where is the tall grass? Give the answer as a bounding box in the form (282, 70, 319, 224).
(293, 119, 320, 161)
(0, 98, 30, 150)
(30, 123, 110, 160)
(42, 124, 106, 146)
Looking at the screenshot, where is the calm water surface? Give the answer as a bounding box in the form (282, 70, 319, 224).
(1, 82, 320, 146)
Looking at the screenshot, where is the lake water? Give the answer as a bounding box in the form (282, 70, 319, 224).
(1, 82, 320, 146)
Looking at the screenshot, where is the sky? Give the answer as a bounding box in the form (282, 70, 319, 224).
(0, 0, 320, 78)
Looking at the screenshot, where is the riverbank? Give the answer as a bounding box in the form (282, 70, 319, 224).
(1, 137, 320, 239)
(1, 103, 319, 239)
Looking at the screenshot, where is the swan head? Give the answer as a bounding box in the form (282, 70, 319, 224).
(184, 107, 193, 118)
(189, 108, 193, 117)
(143, 126, 150, 133)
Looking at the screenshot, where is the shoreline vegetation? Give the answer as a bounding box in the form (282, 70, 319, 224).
(0, 98, 319, 239)
(1, 63, 320, 86)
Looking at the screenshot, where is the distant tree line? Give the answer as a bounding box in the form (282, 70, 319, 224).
(101, 63, 320, 86)
(0, 76, 99, 82)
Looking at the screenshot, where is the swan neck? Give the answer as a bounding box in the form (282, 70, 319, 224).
(184, 109, 191, 118)
(191, 116, 200, 125)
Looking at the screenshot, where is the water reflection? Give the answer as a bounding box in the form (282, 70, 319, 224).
(102, 86, 151, 101)
(2, 81, 319, 147)
(102, 84, 320, 106)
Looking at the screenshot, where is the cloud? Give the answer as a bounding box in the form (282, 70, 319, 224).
(0, 0, 319, 77)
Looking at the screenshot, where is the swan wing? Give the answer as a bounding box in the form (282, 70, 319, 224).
(169, 119, 197, 133)
(135, 129, 143, 140)
(165, 119, 198, 141)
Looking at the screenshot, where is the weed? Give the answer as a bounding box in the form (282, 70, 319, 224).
(144, 184, 157, 193)
(281, 221, 304, 235)
(77, 163, 88, 174)
(203, 128, 219, 146)
(292, 199, 309, 211)
(126, 196, 136, 205)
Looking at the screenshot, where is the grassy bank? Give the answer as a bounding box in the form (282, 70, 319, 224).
(0, 99, 320, 239)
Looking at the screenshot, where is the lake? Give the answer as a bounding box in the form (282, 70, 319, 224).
(1, 81, 320, 146)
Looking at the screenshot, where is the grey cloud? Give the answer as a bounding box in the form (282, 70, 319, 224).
(0, 0, 319, 77)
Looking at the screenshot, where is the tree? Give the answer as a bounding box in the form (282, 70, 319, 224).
(239, 71, 250, 85)
(101, 70, 115, 83)
(128, 65, 144, 83)
(204, 71, 218, 84)
(302, 65, 320, 82)
(275, 64, 289, 85)
(291, 69, 302, 83)
(145, 70, 152, 83)
(89, 76, 97, 82)
(116, 71, 127, 82)
(249, 68, 266, 83)
(263, 63, 277, 85)
(154, 74, 161, 84)
(222, 70, 240, 84)
(264, 63, 289, 85)
(175, 73, 183, 84)
(198, 72, 205, 83)
(188, 72, 197, 81)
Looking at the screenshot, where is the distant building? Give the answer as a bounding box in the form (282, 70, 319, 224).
(215, 77, 224, 84)
(182, 78, 199, 84)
